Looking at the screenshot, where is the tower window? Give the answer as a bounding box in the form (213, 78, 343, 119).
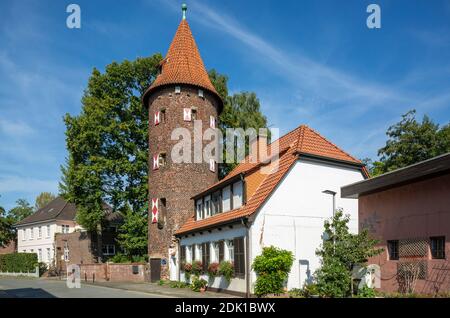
(159, 153, 167, 167)
(209, 158, 216, 172)
(160, 109, 166, 123)
(198, 89, 204, 98)
(387, 240, 399, 260)
(183, 108, 192, 121)
(191, 108, 197, 121)
(175, 86, 181, 94)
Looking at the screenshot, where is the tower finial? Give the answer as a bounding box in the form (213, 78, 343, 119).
(182, 3, 187, 20)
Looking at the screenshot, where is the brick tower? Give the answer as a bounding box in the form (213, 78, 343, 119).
(142, 4, 223, 281)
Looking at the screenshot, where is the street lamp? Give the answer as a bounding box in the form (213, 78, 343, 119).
(322, 190, 337, 254)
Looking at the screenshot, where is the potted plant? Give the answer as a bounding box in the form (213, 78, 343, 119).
(218, 261, 234, 283)
(190, 276, 208, 292)
(207, 262, 219, 280)
(191, 261, 203, 276)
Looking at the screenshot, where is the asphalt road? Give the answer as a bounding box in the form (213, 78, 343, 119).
(0, 277, 166, 298)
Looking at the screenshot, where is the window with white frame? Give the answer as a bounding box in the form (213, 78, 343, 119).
(102, 244, 115, 256)
(222, 185, 231, 212)
(21, 229, 26, 241)
(186, 245, 193, 263)
(225, 240, 234, 262)
(196, 199, 203, 220)
(38, 226, 42, 239)
(29, 227, 34, 240)
(232, 181, 243, 209)
(62, 225, 69, 234)
(47, 225, 51, 238)
(211, 191, 222, 215)
(211, 242, 220, 263)
(47, 248, 51, 263)
(204, 195, 211, 218)
(38, 249, 42, 262)
(195, 244, 203, 261)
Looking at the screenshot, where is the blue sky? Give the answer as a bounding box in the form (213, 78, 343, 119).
(1, 0, 449, 210)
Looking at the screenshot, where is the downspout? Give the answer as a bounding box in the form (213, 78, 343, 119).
(241, 217, 251, 298)
(175, 236, 181, 281)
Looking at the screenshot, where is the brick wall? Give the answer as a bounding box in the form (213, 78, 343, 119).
(79, 263, 147, 282)
(0, 240, 16, 254)
(147, 85, 220, 279)
(55, 231, 95, 273)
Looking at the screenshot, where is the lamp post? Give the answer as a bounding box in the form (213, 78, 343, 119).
(322, 190, 337, 254)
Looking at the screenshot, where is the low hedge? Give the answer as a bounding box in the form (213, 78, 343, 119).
(0, 253, 38, 273)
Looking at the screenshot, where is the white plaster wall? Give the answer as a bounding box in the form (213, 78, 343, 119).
(250, 158, 365, 291)
(179, 225, 247, 293)
(16, 220, 77, 265)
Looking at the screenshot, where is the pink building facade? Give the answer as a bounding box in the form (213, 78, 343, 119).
(342, 154, 450, 294)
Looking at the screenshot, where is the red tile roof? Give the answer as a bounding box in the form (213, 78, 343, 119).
(176, 125, 366, 235)
(142, 19, 222, 109)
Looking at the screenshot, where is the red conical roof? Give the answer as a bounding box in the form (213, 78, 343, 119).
(143, 19, 222, 110)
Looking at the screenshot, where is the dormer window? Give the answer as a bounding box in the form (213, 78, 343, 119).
(175, 86, 181, 94)
(198, 89, 204, 98)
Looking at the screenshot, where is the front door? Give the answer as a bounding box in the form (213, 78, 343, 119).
(150, 258, 161, 282)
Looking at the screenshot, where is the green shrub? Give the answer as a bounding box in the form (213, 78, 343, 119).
(252, 246, 294, 297)
(38, 262, 48, 276)
(158, 279, 167, 286)
(0, 253, 38, 273)
(300, 283, 319, 298)
(218, 261, 234, 282)
(109, 253, 130, 263)
(190, 276, 208, 292)
(356, 285, 377, 298)
(288, 288, 304, 298)
(169, 281, 188, 288)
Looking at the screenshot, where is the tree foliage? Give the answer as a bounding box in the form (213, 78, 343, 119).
(367, 110, 450, 176)
(0, 198, 33, 247)
(60, 54, 162, 236)
(34, 192, 56, 211)
(315, 209, 382, 297)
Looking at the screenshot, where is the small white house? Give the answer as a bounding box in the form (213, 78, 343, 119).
(174, 125, 368, 295)
(15, 197, 78, 266)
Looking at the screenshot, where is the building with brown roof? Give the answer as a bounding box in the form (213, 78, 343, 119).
(174, 124, 367, 295)
(15, 197, 122, 271)
(143, 4, 223, 281)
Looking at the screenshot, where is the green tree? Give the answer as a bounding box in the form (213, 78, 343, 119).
(8, 199, 33, 224)
(60, 54, 162, 256)
(34, 192, 56, 211)
(0, 200, 14, 247)
(116, 204, 148, 258)
(0, 198, 33, 246)
(209, 70, 269, 178)
(315, 209, 382, 297)
(377, 109, 450, 174)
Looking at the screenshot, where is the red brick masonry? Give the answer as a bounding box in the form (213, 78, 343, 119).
(79, 263, 148, 282)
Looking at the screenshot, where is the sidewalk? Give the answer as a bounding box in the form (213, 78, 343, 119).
(81, 280, 239, 298)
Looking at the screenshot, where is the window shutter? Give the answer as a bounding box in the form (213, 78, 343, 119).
(183, 108, 192, 121)
(151, 198, 159, 223)
(219, 240, 224, 262)
(153, 154, 159, 170)
(210, 116, 216, 129)
(203, 242, 210, 271)
(154, 111, 160, 125)
(234, 237, 245, 277)
(209, 158, 215, 172)
(180, 246, 186, 264)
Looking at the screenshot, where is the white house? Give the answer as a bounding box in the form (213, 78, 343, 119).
(174, 124, 368, 296)
(15, 197, 78, 266)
